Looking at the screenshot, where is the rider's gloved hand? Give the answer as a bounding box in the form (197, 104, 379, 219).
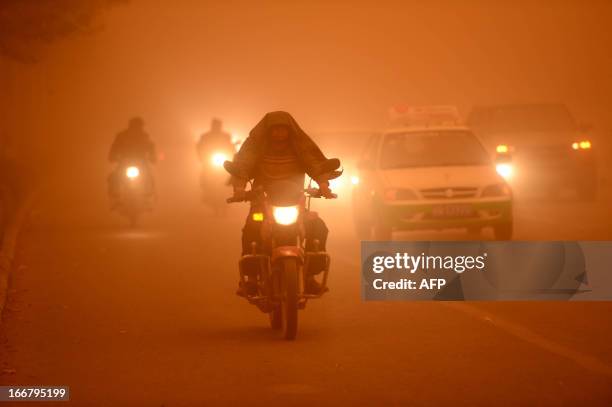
(317, 180, 335, 199)
(232, 187, 247, 201)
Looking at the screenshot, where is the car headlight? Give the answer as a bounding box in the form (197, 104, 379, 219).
(482, 184, 511, 198)
(126, 166, 140, 179)
(211, 152, 228, 167)
(272, 206, 299, 225)
(350, 175, 360, 186)
(495, 163, 513, 180)
(496, 144, 510, 154)
(572, 140, 592, 150)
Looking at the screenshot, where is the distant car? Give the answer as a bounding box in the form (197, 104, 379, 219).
(352, 125, 513, 240)
(467, 103, 598, 199)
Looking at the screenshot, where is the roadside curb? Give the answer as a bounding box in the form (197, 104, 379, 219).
(0, 192, 35, 321)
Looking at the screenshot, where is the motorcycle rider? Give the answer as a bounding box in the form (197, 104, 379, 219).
(196, 118, 235, 164)
(225, 111, 339, 295)
(108, 117, 157, 206)
(196, 118, 235, 210)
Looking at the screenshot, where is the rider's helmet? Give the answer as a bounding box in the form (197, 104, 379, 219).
(128, 116, 145, 130)
(211, 118, 222, 132)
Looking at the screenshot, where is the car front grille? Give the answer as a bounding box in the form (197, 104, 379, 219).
(419, 187, 478, 199)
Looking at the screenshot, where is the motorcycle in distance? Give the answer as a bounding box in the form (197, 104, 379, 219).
(113, 160, 155, 227)
(225, 173, 339, 340)
(200, 150, 233, 215)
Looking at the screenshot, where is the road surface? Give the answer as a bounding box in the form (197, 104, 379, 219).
(1, 159, 612, 406)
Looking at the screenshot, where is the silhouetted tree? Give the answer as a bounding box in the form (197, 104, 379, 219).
(0, 0, 127, 63)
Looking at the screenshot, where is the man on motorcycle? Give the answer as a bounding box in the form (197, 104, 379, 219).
(108, 117, 157, 206)
(196, 118, 235, 163)
(226, 111, 339, 295)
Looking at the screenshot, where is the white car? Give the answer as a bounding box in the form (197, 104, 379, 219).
(352, 125, 513, 240)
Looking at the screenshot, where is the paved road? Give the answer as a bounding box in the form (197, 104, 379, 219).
(1, 161, 612, 406)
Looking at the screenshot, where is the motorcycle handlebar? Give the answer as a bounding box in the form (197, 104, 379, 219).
(226, 196, 247, 203)
(226, 188, 337, 204)
(303, 188, 337, 199)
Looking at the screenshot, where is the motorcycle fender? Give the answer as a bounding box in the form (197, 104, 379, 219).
(271, 246, 303, 264)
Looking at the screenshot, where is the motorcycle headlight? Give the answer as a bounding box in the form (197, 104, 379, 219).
(482, 183, 511, 198)
(272, 206, 299, 225)
(211, 152, 228, 167)
(495, 163, 513, 180)
(126, 166, 140, 179)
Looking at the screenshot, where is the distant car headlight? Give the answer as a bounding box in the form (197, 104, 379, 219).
(482, 184, 511, 198)
(272, 206, 299, 225)
(496, 144, 510, 154)
(211, 152, 228, 167)
(495, 163, 513, 180)
(126, 166, 140, 179)
(384, 188, 418, 201)
(350, 175, 360, 186)
(572, 140, 592, 150)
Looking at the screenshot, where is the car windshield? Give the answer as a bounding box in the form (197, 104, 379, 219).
(468, 104, 576, 133)
(379, 131, 491, 169)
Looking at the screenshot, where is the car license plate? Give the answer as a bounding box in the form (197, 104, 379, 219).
(431, 204, 474, 218)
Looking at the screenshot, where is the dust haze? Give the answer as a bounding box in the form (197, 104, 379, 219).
(2, 1, 612, 169)
(2, 1, 612, 405)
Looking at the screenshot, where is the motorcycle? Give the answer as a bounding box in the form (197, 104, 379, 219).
(200, 150, 233, 214)
(113, 161, 154, 227)
(226, 180, 336, 340)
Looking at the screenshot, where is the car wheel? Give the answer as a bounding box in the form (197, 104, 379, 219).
(493, 222, 513, 240)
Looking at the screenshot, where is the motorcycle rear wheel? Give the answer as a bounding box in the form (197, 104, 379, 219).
(281, 258, 299, 340)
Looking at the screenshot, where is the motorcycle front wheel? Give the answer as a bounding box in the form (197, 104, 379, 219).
(281, 258, 299, 340)
(269, 306, 282, 330)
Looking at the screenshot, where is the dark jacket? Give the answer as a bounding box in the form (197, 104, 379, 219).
(196, 130, 234, 162)
(230, 111, 335, 188)
(109, 128, 156, 164)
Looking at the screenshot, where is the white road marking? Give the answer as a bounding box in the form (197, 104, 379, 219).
(445, 302, 612, 379)
(336, 252, 612, 379)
